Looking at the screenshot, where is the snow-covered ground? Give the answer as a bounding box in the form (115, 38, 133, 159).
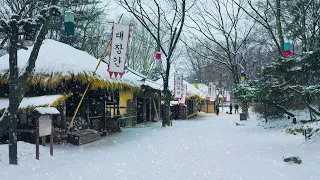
(1, 111, 320, 180)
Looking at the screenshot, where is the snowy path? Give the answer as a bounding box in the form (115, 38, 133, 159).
(1, 112, 320, 180)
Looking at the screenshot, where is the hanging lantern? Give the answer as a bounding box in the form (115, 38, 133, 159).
(155, 52, 162, 69)
(283, 42, 291, 58)
(64, 10, 75, 36)
(240, 71, 246, 83)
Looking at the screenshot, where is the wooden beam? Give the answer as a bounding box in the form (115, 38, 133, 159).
(153, 99, 160, 121)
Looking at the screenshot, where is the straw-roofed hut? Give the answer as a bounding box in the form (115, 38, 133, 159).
(0, 39, 161, 143)
(156, 76, 206, 119)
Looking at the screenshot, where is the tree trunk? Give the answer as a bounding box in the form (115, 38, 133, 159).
(241, 100, 249, 115)
(301, 10, 308, 52)
(0, 19, 52, 137)
(162, 89, 171, 127)
(264, 101, 267, 123)
(162, 51, 172, 127)
(276, 0, 284, 54)
(8, 24, 19, 165)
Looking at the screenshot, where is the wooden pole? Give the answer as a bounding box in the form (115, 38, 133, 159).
(143, 97, 147, 124)
(86, 93, 90, 125)
(66, 14, 123, 136)
(149, 98, 152, 121)
(103, 92, 107, 135)
(153, 100, 160, 121)
(61, 103, 66, 133)
(206, 101, 208, 113)
(36, 117, 39, 160)
(50, 116, 53, 156)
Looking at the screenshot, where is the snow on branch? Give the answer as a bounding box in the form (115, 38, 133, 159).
(287, 86, 320, 116)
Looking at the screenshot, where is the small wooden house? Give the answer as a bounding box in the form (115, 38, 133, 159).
(156, 76, 206, 120)
(0, 40, 154, 144)
(120, 68, 162, 126)
(0, 95, 65, 143)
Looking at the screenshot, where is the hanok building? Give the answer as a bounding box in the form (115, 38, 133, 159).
(156, 76, 207, 120)
(0, 39, 161, 144)
(119, 67, 162, 127)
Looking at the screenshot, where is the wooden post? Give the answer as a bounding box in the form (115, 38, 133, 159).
(86, 93, 90, 125)
(61, 103, 66, 133)
(113, 90, 116, 119)
(36, 117, 39, 160)
(153, 100, 160, 121)
(304, 129, 307, 140)
(50, 116, 53, 156)
(143, 97, 147, 123)
(116, 90, 120, 120)
(206, 101, 208, 113)
(103, 93, 107, 135)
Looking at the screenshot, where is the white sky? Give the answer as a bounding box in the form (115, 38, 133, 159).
(106, 0, 130, 21)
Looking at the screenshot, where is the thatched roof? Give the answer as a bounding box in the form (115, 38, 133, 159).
(0, 94, 66, 113)
(0, 39, 159, 91)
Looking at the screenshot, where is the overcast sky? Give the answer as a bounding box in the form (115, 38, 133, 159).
(107, 1, 130, 21)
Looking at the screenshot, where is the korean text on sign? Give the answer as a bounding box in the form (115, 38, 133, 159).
(108, 24, 130, 78)
(174, 74, 183, 99)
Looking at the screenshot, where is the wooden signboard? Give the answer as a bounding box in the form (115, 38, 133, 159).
(34, 107, 60, 160)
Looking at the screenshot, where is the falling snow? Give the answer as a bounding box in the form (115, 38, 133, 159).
(0, 111, 319, 179)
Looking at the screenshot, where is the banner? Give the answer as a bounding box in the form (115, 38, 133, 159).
(209, 82, 216, 102)
(179, 84, 187, 105)
(108, 24, 131, 78)
(208, 82, 212, 99)
(226, 92, 231, 102)
(174, 74, 183, 99)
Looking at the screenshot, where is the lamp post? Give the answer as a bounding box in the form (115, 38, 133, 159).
(194, 78, 199, 89)
(239, 71, 248, 119)
(240, 71, 246, 83)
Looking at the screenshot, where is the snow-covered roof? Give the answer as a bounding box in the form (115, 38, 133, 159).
(123, 67, 162, 90)
(197, 83, 209, 98)
(155, 76, 205, 98)
(0, 95, 63, 110)
(0, 39, 160, 90)
(35, 107, 60, 115)
(0, 39, 107, 77)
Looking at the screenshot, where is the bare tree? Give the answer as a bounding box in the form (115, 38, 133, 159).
(185, 0, 255, 83)
(0, 6, 61, 165)
(232, 0, 285, 55)
(119, 0, 187, 126)
(0, 0, 111, 58)
(123, 17, 157, 74)
(0, 0, 39, 19)
(184, 42, 208, 84)
(282, 0, 320, 52)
